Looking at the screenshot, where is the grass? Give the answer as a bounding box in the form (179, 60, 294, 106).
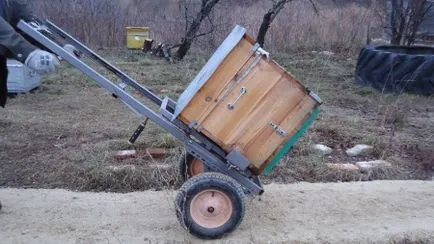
(0, 49, 432, 192)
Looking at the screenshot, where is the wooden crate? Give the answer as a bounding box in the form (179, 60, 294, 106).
(174, 26, 321, 174)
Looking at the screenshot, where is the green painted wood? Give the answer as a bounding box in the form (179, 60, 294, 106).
(263, 107, 321, 175)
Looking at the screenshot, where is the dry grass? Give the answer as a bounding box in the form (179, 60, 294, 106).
(153, 134, 181, 149)
(28, 0, 385, 55)
(74, 149, 185, 192)
(1, 49, 432, 192)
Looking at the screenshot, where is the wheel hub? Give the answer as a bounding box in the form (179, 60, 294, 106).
(189, 159, 205, 177)
(190, 189, 233, 229)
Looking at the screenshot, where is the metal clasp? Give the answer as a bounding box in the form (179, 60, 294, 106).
(269, 121, 289, 137)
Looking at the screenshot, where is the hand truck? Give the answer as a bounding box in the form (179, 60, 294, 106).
(18, 19, 268, 239)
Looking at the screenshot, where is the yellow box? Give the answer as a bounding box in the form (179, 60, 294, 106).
(126, 27, 150, 49)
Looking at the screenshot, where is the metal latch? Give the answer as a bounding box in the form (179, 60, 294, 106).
(128, 118, 149, 144)
(256, 47, 270, 59)
(269, 121, 289, 137)
(227, 87, 247, 110)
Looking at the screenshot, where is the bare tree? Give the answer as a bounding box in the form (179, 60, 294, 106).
(257, 0, 292, 47)
(390, 0, 433, 45)
(175, 0, 221, 60)
(257, 0, 318, 47)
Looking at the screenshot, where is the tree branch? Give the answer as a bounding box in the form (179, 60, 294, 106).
(193, 15, 215, 38)
(308, 0, 319, 15)
(176, 0, 221, 60)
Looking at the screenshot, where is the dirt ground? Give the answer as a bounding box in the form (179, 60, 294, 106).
(1, 181, 433, 244)
(0, 50, 433, 191)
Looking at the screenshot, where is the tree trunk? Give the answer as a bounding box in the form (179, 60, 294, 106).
(176, 19, 202, 60)
(390, 0, 432, 46)
(391, 0, 404, 45)
(176, 0, 220, 60)
(257, 0, 291, 47)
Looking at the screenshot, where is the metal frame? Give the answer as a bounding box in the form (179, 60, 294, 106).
(18, 20, 263, 195)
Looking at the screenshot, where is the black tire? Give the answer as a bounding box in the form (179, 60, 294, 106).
(175, 172, 246, 239)
(355, 45, 434, 95)
(179, 153, 207, 181)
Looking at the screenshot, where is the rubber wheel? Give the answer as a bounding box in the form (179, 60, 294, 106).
(179, 153, 206, 181)
(175, 172, 246, 239)
(355, 45, 434, 95)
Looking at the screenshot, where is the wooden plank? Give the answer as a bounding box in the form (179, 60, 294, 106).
(227, 76, 305, 150)
(195, 54, 261, 127)
(199, 59, 285, 147)
(179, 38, 255, 125)
(270, 60, 305, 91)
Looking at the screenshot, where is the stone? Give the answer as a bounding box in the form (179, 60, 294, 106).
(319, 51, 335, 56)
(356, 160, 392, 171)
(115, 150, 137, 160)
(107, 165, 136, 172)
(312, 144, 333, 155)
(346, 144, 374, 157)
(326, 163, 359, 171)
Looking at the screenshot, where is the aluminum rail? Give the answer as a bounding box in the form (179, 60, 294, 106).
(46, 20, 163, 106)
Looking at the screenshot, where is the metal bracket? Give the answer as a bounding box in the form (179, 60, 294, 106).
(256, 47, 270, 60)
(226, 150, 250, 171)
(160, 96, 176, 121)
(309, 91, 323, 104)
(118, 83, 127, 90)
(186, 143, 263, 195)
(189, 120, 199, 129)
(251, 43, 261, 52)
